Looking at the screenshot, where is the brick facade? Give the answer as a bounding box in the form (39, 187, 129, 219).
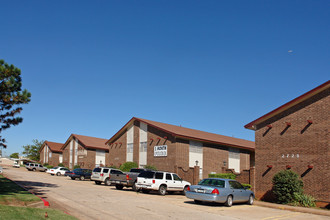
(108, 118, 254, 184)
(62, 135, 109, 170)
(39, 142, 63, 166)
(248, 85, 329, 202)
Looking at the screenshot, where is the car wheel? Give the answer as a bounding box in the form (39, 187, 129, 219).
(182, 185, 189, 195)
(95, 181, 101, 185)
(32, 168, 36, 172)
(158, 185, 167, 196)
(104, 178, 111, 186)
(71, 177, 75, 180)
(51, 174, 54, 176)
(247, 194, 254, 205)
(132, 182, 138, 191)
(194, 200, 203, 204)
(225, 195, 233, 207)
(80, 176, 85, 181)
(115, 184, 124, 190)
(56, 172, 61, 176)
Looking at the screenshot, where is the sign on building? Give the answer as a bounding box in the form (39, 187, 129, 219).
(154, 145, 167, 157)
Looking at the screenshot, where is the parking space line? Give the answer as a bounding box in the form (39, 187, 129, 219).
(262, 212, 301, 220)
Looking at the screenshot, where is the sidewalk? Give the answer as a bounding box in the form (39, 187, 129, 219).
(255, 201, 330, 217)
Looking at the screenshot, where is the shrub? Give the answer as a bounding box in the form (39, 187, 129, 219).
(242, 183, 252, 190)
(292, 193, 316, 207)
(58, 163, 65, 167)
(119, 162, 138, 172)
(272, 170, 303, 204)
(208, 173, 236, 179)
(73, 165, 81, 169)
(144, 165, 157, 171)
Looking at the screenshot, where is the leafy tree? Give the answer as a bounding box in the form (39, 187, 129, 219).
(22, 139, 44, 161)
(0, 59, 31, 148)
(10, 152, 19, 158)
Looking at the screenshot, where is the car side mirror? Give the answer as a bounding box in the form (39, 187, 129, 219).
(244, 186, 249, 190)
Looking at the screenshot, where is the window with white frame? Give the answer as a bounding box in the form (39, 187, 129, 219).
(140, 142, 147, 152)
(127, 143, 134, 153)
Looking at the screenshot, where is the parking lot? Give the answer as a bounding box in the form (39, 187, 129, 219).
(3, 167, 328, 220)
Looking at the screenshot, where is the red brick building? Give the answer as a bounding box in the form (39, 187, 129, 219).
(39, 141, 63, 166)
(61, 134, 109, 170)
(106, 117, 254, 184)
(245, 81, 329, 204)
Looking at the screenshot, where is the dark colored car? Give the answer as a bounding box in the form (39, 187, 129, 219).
(66, 168, 92, 181)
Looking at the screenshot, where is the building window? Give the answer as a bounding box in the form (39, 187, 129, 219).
(127, 143, 133, 153)
(140, 142, 147, 152)
(49, 152, 52, 158)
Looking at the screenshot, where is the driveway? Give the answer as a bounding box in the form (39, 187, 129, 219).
(3, 167, 328, 220)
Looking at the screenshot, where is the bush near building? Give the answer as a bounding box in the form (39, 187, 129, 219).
(272, 170, 315, 207)
(208, 173, 236, 180)
(119, 162, 138, 172)
(144, 165, 157, 171)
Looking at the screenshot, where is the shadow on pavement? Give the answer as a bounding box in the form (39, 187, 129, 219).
(13, 180, 59, 197)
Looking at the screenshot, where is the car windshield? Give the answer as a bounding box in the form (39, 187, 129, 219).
(53, 167, 59, 169)
(73, 169, 81, 172)
(198, 179, 225, 188)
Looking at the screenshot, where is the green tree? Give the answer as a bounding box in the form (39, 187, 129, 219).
(0, 59, 31, 148)
(22, 139, 44, 161)
(10, 152, 19, 158)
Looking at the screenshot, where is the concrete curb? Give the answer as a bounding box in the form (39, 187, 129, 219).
(254, 201, 330, 217)
(2, 174, 50, 207)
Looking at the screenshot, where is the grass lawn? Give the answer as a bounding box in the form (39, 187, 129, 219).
(0, 175, 77, 219)
(0, 205, 77, 220)
(0, 174, 40, 206)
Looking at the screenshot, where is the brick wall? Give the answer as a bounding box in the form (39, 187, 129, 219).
(254, 89, 330, 202)
(146, 126, 176, 172)
(108, 131, 127, 167)
(203, 144, 229, 179)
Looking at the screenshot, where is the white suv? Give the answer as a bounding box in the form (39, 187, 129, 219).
(91, 167, 122, 186)
(136, 171, 191, 195)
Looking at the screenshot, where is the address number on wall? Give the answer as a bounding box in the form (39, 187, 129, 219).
(281, 154, 300, 158)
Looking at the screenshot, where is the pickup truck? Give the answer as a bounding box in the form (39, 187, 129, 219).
(110, 168, 150, 191)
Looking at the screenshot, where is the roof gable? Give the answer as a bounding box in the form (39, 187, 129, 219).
(244, 80, 330, 130)
(62, 134, 108, 151)
(106, 117, 254, 151)
(39, 141, 64, 153)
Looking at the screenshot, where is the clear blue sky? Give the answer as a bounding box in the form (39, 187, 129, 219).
(1, 1, 329, 156)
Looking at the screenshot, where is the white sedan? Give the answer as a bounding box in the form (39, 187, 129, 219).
(46, 167, 70, 176)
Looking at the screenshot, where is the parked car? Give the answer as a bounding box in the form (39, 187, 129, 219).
(67, 168, 92, 181)
(13, 162, 20, 168)
(25, 163, 47, 172)
(185, 178, 254, 207)
(46, 167, 70, 176)
(91, 167, 120, 185)
(110, 168, 151, 191)
(136, 171, 190, 195)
